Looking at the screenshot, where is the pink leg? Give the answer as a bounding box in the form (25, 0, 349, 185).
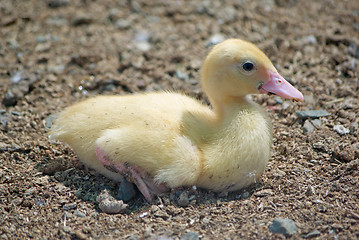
(95, 147, 169, 202)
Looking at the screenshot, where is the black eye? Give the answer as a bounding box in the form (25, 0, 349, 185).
(242, 61, 254, 71)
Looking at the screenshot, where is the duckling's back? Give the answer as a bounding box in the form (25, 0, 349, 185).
(50, 92, 213, 182)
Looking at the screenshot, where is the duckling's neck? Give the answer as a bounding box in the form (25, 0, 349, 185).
(211, 95, 250, 121)
(183, 94, 269, 145)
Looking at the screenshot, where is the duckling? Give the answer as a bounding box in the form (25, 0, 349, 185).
(50, 39, 303, 202)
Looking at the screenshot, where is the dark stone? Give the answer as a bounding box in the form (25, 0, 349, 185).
(117, 179, 136, 202)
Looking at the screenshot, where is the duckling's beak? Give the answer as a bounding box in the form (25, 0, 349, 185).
(258, 70, 304, 102)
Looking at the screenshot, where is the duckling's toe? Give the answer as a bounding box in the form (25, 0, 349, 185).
(95, 147, 169, 202)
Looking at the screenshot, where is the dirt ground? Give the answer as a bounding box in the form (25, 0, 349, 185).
(1, 0, 358, 239)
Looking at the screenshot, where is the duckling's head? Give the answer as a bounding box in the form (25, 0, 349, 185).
(201, 39, 303, 106)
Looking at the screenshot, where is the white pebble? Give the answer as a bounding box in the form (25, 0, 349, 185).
(333, 124, 350, 135)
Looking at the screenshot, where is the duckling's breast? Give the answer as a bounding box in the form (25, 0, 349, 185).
(196, 107, 272, 192)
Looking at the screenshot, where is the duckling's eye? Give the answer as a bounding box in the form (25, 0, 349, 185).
(242, 61, 254, 72)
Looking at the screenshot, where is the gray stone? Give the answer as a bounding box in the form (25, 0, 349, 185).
(274, 96, 283, 104)
(333, 124, 350, 135)
(63, 203, 77, 211)
(254, 189, 274, 197)
(303, 35, 317, 44)
(302, 230, 321, 238)
(2, 91, 17, 107)
(311, 119, 322, 128)
(180, 232, 199, 240)
(303, 120, 315, 133)
(217, 6, 237, 23)
(269, 218, 298, 237)
(45, 114, 57, 130)
(296, 110, 331, 119)
(117, 179, 136, 202)
(177, 191, 190, 207)
(115, 19, 131, 30)
(241, 191, 250, 199)
(45, 16, 68, 26)
(36, 35, 49, 43)
(176, 70, 189, 81)
(11, 71, 22, 83)
(126, 235, 139, 240)
(47, 65, 65, 74)
(35, 42, 51, 52)
(75, 210, 86, 218)
(135, 41, 151, 51)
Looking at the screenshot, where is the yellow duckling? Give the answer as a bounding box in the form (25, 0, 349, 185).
(50, 39, 303, 202)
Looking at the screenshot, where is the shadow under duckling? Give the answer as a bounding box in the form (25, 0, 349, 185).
(50, 39, 303, 202)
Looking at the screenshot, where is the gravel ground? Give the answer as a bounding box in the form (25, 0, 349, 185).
(0, 0, 358, 239)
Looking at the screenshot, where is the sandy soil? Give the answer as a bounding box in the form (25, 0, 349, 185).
(0, 0, 358, 239)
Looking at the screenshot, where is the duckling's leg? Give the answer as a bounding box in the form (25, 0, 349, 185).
(95, 147, 168, 202)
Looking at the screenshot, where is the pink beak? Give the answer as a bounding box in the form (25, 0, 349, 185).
(259, 71, 304, 102)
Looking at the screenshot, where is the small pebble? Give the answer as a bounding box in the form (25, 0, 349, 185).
(303, 35, 317, 44)
(63, 203, 77, 211)
(2, 91, 18, 107)
(11, 71, 22, 83)
(302, 230, 321, 239)
(97, 189, 128, 214)
(11, 111, 21, 116)
(71, 15, 93, 26)
(154, 210, 169, 219)
(176, 70, 189, 81)
(47, 65, 65, 74)
(311, 119, 322, 128)
(45, 16, 68, 26)
(296, 110, 331, 119)
(180, 232, 200, 240)
(217, 6, 237, 23)
(48, 0, 69, 8)
(305, 186, 316, 196)
(39, 157, 65, 175)
(115, 19, 131, 30)
(135, 41, 151, 51)
(98, 198, 128, 214)
(35, 43, 51, 52)
(282, 101, 290, 110)
(44, 114, 58, 130)
(312, 142, 327, 152)
(202, 217, 210, 224)
(269, 218, 298, 237)
(126, 235, 139, 240)
(150, 205, 160, 213)
(74, 230, 87, 240)
(96, 189, 113, 202)
(333, 124, 350, 135)
(274, 96, 283, 104)
(254, 189, 274, 197)
(241, 191, 250, 199)
(303, 120, 315, 133)
(205, 34, 225, 46)
(117, 179, 136, 202)
(75, 210, 86, 218)
(177, 191, 190, 207)
(273, 169, 286, 178)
